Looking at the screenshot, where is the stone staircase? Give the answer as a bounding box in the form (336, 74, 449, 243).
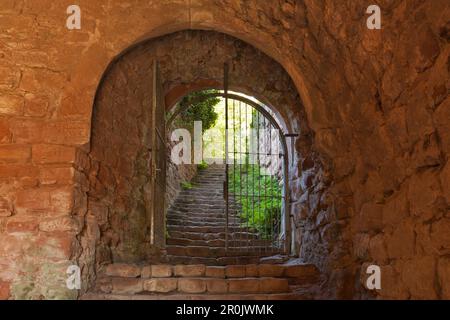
(84, 164, 321, 299)
(162, 164, 282, 265)
(83, 263, 321, 300)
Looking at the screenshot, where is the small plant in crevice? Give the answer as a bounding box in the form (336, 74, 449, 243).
(197, 160, 209, 170)
(181, 181, 194, 190)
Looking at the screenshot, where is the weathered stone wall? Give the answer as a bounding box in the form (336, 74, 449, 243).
(165, 129, 198, 210)
(0, 0, 448, 300)
(84, 49, 154, 271)
(166, 162, 198, 210)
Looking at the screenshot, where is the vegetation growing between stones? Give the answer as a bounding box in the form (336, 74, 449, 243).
(181, 181, 194, 190)
(197, 160, 209, 170)
(228, 163, 282, 239)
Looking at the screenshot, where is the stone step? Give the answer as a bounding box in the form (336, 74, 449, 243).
(164, 255, 263, 265)
(166, 217, 240, 225)
(175, 195, 237, 201)
(167, 213, 240, 221)
(167, 238, 273, 247)
(166, 245, 279, 257)
(97, 277, 291, 295)
(180, 191, 226, 197)
(167, 220, 240, 228)
(91, 263, 320, 298)
(170, 203, 230, 208)
(168, 230, 259, 241)
(170, 201, 237, 207)
(167, 225, 257, 234)
(173, 198, 228, 204)
(167, 215, 241, 222)
(103, 263, 319, 280)
(82, 292, 310, 300)
(168, 207, 239, 215)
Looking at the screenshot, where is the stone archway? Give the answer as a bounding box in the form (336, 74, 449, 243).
(1, 1, 447, 300)
(80, 30, 332, 297)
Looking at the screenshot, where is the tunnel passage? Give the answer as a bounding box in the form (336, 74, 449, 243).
(80, 30, 329, 292)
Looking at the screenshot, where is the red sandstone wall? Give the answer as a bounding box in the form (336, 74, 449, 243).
(0, 1, 448, 299)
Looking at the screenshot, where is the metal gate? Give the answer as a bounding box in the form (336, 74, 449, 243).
(224, 99, 290, 255)
(150, 60, 166, 248)
(165, 64, 290, 254)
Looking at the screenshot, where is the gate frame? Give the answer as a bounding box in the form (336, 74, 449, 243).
(166, 91, 292, 255)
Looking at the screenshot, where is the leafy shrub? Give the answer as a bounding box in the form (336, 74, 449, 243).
(178, 90, 220, 132)
(228, 164, 282, 239)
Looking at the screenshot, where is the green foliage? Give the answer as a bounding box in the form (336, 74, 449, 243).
(179, 90, 220, 132)
(228, 164, 282, 239)
(197, 160, 209, 170)
(181, 181, 194, 190)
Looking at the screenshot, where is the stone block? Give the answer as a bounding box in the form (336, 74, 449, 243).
(24, 93, 49, 117)
(228, 279, 259, 293)
(430, 218, 450, 252)
(143, 278, 177, 293)
(141, 266, 152, 278)
(39, 216, 81, 233)
(111, 278, 143, 294)
(357, 203, 383, 232)
(401, 257, 437, 299)
(225, 265, 246, 278)
(438, 257, 450, 299)
(106, 264, 141, 278)
(32, 144, 76, 164)
(258, 264, 284, 277)
(6, 217, 38, 234)
(151, 265, 172, 277)
(205, 266, 225, 278)
(259, 278, 289, 293)
(178, 278, 206, 294)
(245, 264, 259, 277)
(174, 264, 205, 277)
(0, 281, 10, 300)
(284, 264, 319, 279)
(206, 279, 228, 294)
(0, 145, 31, 163)
(386, 219, 415, 259)
(0, 94, 23, 115)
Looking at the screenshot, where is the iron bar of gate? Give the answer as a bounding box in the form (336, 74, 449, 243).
(245, 102, 250, 253)
(224, 63, 229, 252)
(233, 100, 237, 250)
(257, 108, 261, 254)
(239, 100, 244, 251)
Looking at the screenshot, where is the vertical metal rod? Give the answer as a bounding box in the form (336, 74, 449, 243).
(224, 63, 229, 252)
(250, 105, 253, 252)
(239, 100, 244, 251)
(232, 100, 237, 251)
(244, 102, 249, 251)
(256, 109, 262, 254)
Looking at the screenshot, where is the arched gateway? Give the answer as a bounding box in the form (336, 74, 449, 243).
(83, 30, 321, 299)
